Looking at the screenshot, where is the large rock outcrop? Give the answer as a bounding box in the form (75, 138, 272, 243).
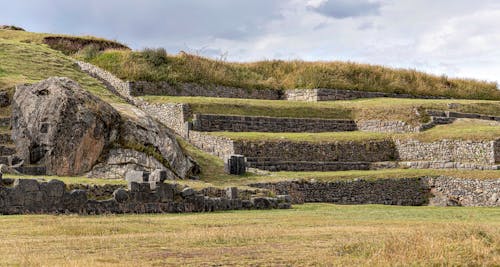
(12, 77, 120, 175)
(12, 77, 198, 178)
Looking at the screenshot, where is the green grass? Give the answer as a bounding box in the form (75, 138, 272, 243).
(4, 174, 126, 186)
(88, 49, 500, 100)
(208, 119, 500, 142)
(0, 39, 124, 104)
(0, 204, 498, 266)
(143, 96, 500, 124)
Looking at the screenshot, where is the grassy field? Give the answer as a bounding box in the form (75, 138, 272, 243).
(0, 204, 498, 266)
(143, 96, 500, 124)
(87, 48, 500, 100)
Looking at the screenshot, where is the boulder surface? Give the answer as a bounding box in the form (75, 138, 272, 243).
(11, 77, 199, 178)
(12, 77, 120, 175)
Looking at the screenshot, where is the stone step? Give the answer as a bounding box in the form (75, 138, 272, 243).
(14, 165, 47, 175)
(0, 117, 10, 127)
(0, 145, 15, 156)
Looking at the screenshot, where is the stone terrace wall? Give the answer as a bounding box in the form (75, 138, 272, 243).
(250, 178, 430, 205)
(188, 131, 235, 159)
(428, 176, 500, 206)
(233, 140, 397, 162)
(193, 114, 357, 133)
(129, 81, 282, 100)
(286, 88, 446, 101)
(139, 102, 192, 137)
(0, 179, 291, 215)
(251, 176, 500, 207)
(357, 120, 419, 133)
(396, 140, 498, 164)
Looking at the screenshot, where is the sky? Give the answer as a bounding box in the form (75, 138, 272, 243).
(1, 0, 500, 83)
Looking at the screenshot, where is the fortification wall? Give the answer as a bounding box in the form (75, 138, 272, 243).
(193, 114, 357, 133)
(129, 81, 282, 100)
(251, 176, 500, 207)
(0, 179, 291, 215)
(396, 140, 497, 164)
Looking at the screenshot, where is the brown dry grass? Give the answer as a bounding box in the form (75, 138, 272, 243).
(0, 204, 498, 266)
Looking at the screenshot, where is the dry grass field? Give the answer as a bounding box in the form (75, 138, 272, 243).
(0, 204, 498, 266)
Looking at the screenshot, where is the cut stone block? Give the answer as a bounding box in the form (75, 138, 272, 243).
(224, 154, 246, 175)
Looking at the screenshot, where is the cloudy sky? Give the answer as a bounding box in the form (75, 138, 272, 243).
(2, 0, 500, 83)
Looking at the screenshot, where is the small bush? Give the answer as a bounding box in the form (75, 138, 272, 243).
(142, 48, 168, 66)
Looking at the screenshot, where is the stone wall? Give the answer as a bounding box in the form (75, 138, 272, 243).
(396, 140, 498, 164)
(285, 88, 446, 101)
(250, 176, 500, 207)
(233, 140, 397, 162)
(428, 176, 500, 206)
(193, 114, 357, 133)
(0, 178, 291, 215)
(139, 102, 191, 137)
(250, 178, 430, 205)
(188, 131, 235, 159)
(357, 120, 419, 133)
(76, 61, 135, 103)
(129, 81, 282, 100)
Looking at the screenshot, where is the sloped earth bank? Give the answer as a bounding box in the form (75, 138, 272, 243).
(11, 77, 198, 179)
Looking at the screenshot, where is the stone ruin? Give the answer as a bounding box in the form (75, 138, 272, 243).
(0, 171, 292, 215)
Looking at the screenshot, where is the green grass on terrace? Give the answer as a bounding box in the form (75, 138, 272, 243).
(0, 39, 124, 104)
(208, 119, 500, 143)
(87, 49, 500, 100)
(143, 96, 500, 125)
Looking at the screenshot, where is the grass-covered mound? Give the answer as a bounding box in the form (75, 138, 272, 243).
(87, 48, 500, 100)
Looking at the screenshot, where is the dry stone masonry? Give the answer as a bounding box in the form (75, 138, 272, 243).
(192, 114, 357, 133)
(285, 88, 447, 101)
(0, 178, 291, 215)
(251, 176, 500, 207)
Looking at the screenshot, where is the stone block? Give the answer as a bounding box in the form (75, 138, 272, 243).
(181, 187, 195, 198)
(225, 187, 238, 200)
(45, 179, 66, 197)
(126, 170, 149, 190)
(224, 155, 246, 175)
(156, 183, 175, 202)
(113, 188, 129, 203)
(13, 179, 40, 192)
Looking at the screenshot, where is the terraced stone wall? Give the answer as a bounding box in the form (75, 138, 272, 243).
(396, 140, 498, 164)
(251, 176, 500, 207)
(192, 114, 357, 133)
(129, 81, 282, 100)
(286, 88, 446, 101)
(233, 140, 397, 162)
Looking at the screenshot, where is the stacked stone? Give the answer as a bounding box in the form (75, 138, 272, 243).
(0, 176, 291, 215)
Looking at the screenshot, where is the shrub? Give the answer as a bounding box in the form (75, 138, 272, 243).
(142, 48, 168, 66)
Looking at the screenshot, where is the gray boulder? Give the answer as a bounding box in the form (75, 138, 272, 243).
(114, 104, 199, 179)
(11, 77, 121, 176)
(12, 77, 199, 179)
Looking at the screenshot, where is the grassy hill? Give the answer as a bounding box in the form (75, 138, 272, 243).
(86, 48, 500, 100)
